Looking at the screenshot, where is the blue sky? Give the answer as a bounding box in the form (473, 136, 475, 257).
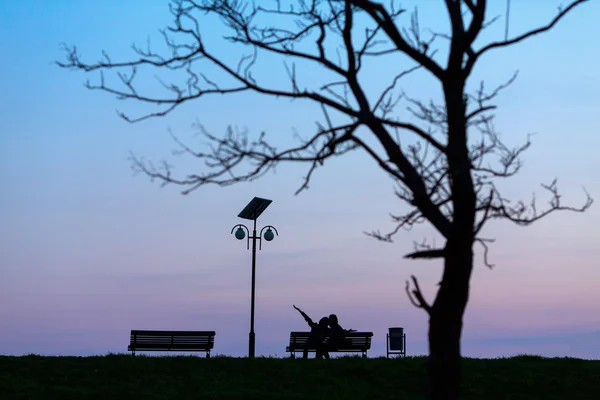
(1, 0, 599, 359)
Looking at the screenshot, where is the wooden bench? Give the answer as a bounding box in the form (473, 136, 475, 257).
(285, 331, 373, 358)
(128, 330, 216, 358)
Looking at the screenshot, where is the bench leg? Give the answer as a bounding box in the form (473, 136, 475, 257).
(206, 351, 211, 359)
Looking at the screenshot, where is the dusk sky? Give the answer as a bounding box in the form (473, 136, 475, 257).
(1, 1, 599, 359)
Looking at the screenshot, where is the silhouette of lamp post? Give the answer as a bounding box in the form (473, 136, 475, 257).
(231, 197, 278, 359)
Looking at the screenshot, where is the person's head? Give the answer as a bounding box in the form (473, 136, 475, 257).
(318, 317, 330, 328)
(329, 314, 338, 325)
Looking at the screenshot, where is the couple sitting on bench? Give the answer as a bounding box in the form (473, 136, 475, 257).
(293, 305, 356, 359)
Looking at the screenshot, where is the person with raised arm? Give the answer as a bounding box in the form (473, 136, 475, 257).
(292, 305, 330, 359)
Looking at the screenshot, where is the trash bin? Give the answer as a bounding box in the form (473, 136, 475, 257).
(387, 327, 406, 357)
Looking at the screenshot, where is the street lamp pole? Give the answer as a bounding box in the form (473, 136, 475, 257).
(249, 218, 257, 357)
(231, 197, 278, 359)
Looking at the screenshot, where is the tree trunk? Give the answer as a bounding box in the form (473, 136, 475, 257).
(426, 239, 474, 400)
(420, 64, 475, 399)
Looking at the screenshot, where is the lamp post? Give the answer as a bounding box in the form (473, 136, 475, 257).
(231, 197, 278, 359)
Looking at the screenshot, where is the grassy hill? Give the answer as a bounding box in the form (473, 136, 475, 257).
(1, 354, 599, 399)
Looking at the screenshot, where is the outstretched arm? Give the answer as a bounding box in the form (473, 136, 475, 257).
(293, 305, 315, 328)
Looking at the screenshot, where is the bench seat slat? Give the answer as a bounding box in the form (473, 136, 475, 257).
(129, 343, 213, 350)
(132, 339, 213, 342)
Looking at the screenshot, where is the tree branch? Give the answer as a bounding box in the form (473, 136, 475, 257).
(405, 275, 432, 313)
(351, 0, 445, 79)
(58, 0, 592, 283)
(465, 0, 588, 74)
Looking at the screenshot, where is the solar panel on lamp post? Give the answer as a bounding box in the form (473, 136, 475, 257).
(230, 197, 278, 359)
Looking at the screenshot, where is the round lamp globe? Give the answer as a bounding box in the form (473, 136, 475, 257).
(235, 228, 246, 240)
(264, 229, 275, 241)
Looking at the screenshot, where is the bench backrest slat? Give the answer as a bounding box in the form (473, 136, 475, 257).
(288, 331, 373, 349)
(132, 338, 214, 343)
(131, 330, 216, 336)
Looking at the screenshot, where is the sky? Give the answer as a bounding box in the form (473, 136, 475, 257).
(1, 0, 599, 359)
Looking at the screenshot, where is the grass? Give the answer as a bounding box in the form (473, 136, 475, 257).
(1, 354, 599, 400)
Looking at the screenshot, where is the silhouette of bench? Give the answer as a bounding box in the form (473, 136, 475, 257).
(285, 331, 373, 358)
(128, 330, 216, 358)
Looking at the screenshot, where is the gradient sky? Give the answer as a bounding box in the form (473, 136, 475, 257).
(1, 0, 599, 359)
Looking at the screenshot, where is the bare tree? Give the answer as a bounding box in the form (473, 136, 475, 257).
(58, 1, 592, 398)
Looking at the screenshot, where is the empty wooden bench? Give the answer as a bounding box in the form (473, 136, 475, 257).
(128, 330, 216, 358)
(285, 331, 374, 358)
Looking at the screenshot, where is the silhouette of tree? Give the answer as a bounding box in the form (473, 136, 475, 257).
(58, 1, 592, 398)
